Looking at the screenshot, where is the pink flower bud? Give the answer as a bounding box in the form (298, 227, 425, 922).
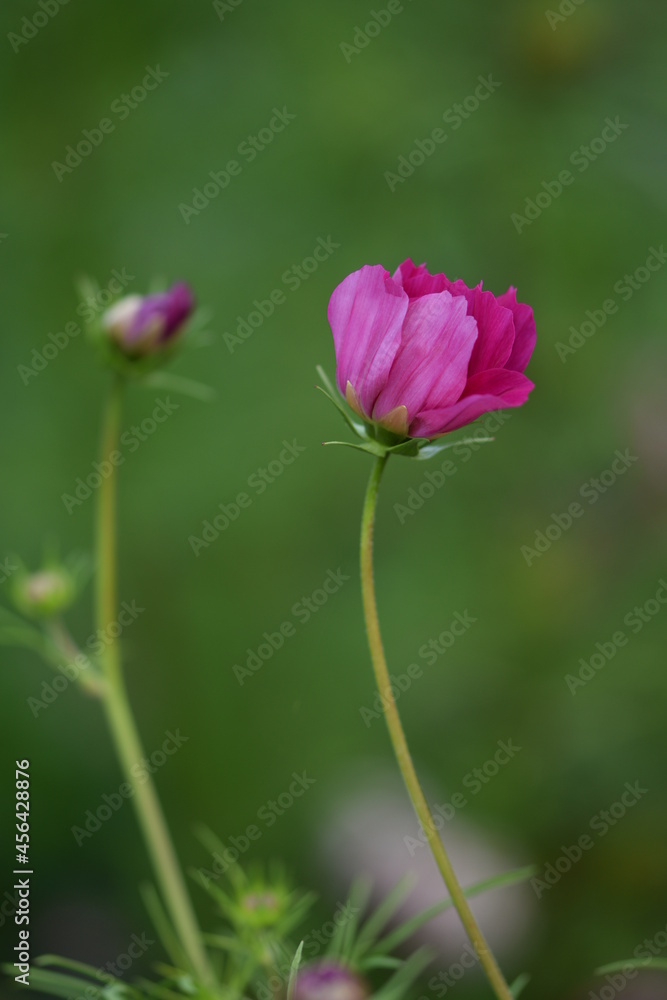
(102, 282, 195, 357)
(295, 963, 369, 1000)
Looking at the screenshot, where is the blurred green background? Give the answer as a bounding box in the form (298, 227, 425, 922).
(1, 1, 667, 997)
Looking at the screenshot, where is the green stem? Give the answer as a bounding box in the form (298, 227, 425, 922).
(95, 376, 215, 988)
(359, 456, 513, 1000)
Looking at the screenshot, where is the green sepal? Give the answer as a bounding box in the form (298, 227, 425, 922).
(321, 440, 386, 457)
(317, 365, 498, 461)
(315, 366, 369, 440)
(415, 435, 495, 460)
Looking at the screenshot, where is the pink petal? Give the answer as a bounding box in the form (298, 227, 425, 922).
(328, 265, 408, 419)
(497, 287, 536, 373)
(458, 285, 515, 375)
(373, 292, 478, 426)
(410, 369, 534, 438)
(393, 259, 449, 299)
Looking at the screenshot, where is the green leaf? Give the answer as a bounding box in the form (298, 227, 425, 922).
(597, 958, 667, 973)
(415, 435, 494, 461)
(202, 933, 246, 954)
(276, 890, 318, 938)
(510, 972, 531, 997)
(140, 882, 191, 971)
(359, 956, 403, 971)
(286, 941, 304, 1000)
(143, 372, 215, 402)
(374, 866, 535, 955)
(35, 955, 114, 983)
(372, 949, 433, 1000)
(350, 876, 416, 961)
(327, 879, 371, 962)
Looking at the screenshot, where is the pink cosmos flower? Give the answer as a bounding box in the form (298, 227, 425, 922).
(327, 260, 536, 438)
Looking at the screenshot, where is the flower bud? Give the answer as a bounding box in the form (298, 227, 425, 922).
(12, 567, 76, 619)
(238, 890, 283, 929)
(295, 963, 369, 1000)
(102, 282, 195, 357)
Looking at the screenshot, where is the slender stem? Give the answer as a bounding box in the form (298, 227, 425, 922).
(95, 376, 215, 988)
(45, 619, 105, 697)
(359, 456, 513, 1000)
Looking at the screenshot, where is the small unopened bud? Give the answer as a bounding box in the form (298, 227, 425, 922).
(12, 568, 76, 619)
(102, 282, 194, 357)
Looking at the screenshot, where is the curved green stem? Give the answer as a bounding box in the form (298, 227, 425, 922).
(359, 456, 513, 1000)
(95, 376, 215, 988)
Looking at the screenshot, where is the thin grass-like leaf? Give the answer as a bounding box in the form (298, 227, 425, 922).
(35, 955, 114, 983)
(203, 933, 246, 955)
(416, 436, 494, 461)
(336, 880, 373, 963)
(17, 969, 106, 999)
(140, 882, 190, 971)
(351, 876, 415, 961)
(286, 941, 304, 1000)
(359, 956, 403, 971)
(597, 959, 667, 973)
(143, 372, 215, 402)
(372, 949, 432, 1000)
(374, 866, 535, 956)
(510, 972, 531, 997)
